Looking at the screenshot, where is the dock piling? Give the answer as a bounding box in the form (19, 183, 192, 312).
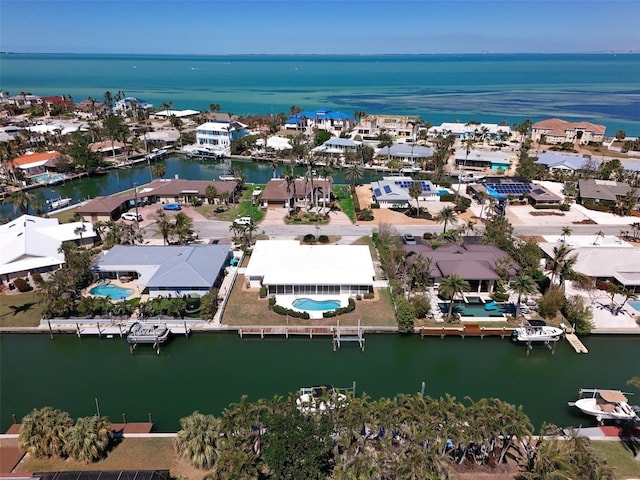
(47, 320, 53, 339)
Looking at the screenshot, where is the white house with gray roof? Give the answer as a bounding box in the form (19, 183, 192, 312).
(536, 153, 600, 172)
(376, 143, 434, 163)
(371, 176, 440, 207)
(92, 245, 231, 298)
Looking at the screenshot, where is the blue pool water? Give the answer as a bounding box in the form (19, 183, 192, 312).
(292, 298, 341, 312)
(629, 300, 640, 313)
(439, 301, 515, 317)
(89, 284, 134, 299)
(30, 172, 65, 183)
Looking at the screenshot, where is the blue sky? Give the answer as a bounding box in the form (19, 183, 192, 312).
(1, 0, 638, 54)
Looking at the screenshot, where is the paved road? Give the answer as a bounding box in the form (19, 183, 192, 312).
(143, 218, 633, 243)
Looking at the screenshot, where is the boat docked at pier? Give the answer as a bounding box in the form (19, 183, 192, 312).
(570, 388, 639, 423)
(181, 144, 227, 159)
(146, 148, 168, 161)
(126, 322, 170, 345)
(47, 197, 71, 211)
(219, 172, 241, 181)
(511, 325, 564, 343)
(296, 385, 347, 414)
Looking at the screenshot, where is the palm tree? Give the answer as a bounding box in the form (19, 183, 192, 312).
(510, 274, 538, 322)
(617, 288, 638, 315)
(549, 243, 577, 285)
(173, 212, 194, 245)
(74, 224, 87, 244)
(154, 209, 172, 245)
(408, 181, 422, 216)
(205, 184, 218, 204)
(434, 206, 458, 233)
(439, 274, 470, 321)
(630, 222, 640, 241)
(476, 190, 489, 220)
(65, 415, 112, 463)
(561, 226, 572, 243)
(175, 411, 221, 469)
(19, 407, 72, 458)
(344, 162, 364, 188)
(152, 163, 166, 179)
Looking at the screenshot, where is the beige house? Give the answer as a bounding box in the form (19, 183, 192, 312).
(531, 118, 606, 145)
(356, 114, 421, 141)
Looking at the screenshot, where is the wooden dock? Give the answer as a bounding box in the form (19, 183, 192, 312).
(565, 333, 589, 353)
(238, 326, 334, 338)
(419, 324, 514, 339)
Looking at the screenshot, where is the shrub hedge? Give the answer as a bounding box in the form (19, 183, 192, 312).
(13, 277, 33, 292)
(323, 298, 356, 318)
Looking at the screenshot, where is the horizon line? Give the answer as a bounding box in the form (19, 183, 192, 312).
(2, 51, 639, 56)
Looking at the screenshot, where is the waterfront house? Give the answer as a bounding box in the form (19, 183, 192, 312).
(538, 235, 640, 293)
(0, 214, 96, 283)
(76, 195, 132, 222)
(196, 121, 248, 155)
(284, 110, 354, 136)
(312, 137, 359, 157)
(371, 176, 439, 208)
(429, 122, 511, 140)
(92, 244, 231, 298)
(531, 118, 606, 145)
(376, 143, 434, 165)
(356, 114, 422, 141)
(90, 140, 126, 158)
(455, 149, 511, 171)
(8, 94, 43, 109)
(535, 152, 601, 173)
(10, 151, 62, 178)
(244, 240, 375, 296)
(113, 97, 153, 115)
(402, 241, 517, 294)
(260, 177, 333, 209)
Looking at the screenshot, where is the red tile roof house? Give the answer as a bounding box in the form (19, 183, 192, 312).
(260, 178, 334, 209)
(531, 118, 606, 145)
(41, 95, 74, 110)
(10, 150, 62, 177)
(401, 241, 518, 294)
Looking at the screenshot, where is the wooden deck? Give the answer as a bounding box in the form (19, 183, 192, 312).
(419, 324, 515, 338)
(238, 326, 334, 338)
(565, 333, 589, 353)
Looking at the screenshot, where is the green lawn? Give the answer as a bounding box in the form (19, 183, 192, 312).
(334, 185, 355, 222)
(591, 440, 640, 479)
(0, 290, 43, 327)
(214, 184, 265, 223)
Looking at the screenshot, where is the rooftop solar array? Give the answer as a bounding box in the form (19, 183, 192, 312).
(383, 185, 392, 194)
(373, 187, 382, 197)
(484, 183, 531, 196)
(393, 180, 432, 192)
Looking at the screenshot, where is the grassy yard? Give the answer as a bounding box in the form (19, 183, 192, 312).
(12, 437, 212, 480)
(334, 185, 355, 222)
(223, 278, 397, 328)
(591, 440, 640, 479)
(214, 183, 265, 223)
(0, 290, 43, 327)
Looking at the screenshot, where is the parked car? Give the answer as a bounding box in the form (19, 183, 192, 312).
(162, 203, 182, 211)
(234, 216, 253, 226)
(402, 233, 417, 245)
(121, 212, 143, 221)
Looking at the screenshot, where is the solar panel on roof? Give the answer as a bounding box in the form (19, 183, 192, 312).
(383, 185, 392, 194)
(373, 188, 382, 197)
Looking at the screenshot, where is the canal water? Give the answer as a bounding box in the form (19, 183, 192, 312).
(2, 155, 381, 218)
(1, 333, 638, 432)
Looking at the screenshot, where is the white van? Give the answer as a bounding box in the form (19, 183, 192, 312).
(233, 216, 252, 226)
(121, 212, 143, 221)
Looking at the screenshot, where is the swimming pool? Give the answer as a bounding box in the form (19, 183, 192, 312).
(89, 284, 134, 299)
(30, 172, 65, 184)
(439, 301, 514, 317)
(292, 298, 341, 312)
(629, 300, 640, 313)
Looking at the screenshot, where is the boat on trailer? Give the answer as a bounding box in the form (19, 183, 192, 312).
(511, 325, 564, 343)
(570, 388, 639, 423)
(126, 322, 170, 344)
(296, 385, 347, 414)
(47, 197, 71, 211)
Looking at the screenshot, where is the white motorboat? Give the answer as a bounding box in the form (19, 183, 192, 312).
(47, 197, 71, 211)
(219, 172, 241, 181)
(146, 148, 168, 161)
(571, 388, 639, 423)
(182, 145, 226, 159)
(126, 322, 170, 344)
(511, 325, 564, 343)
(296, 385, 347, 414)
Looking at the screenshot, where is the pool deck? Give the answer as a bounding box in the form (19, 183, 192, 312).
(275, 294, 350, 320)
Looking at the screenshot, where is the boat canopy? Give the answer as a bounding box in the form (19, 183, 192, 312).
(599, 390, 628, 403)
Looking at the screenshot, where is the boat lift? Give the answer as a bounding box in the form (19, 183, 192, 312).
(332, 319, 365, 351)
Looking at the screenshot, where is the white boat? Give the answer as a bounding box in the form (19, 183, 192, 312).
(296, 385, 347, 414)
(146, 148, 168, 160)
(182, 145, 226, 159)
(571, 388, 639, 423)
(47, 197, 71, 211)
(511, 325, 564, 343)
(219, 172, 241, 181)
(126, 322, 170, 344)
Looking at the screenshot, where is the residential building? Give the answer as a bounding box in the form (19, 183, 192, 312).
(356, 114, 421, 140)
(92, 244, 231, 298)
(455, 149, 511, 171)
(260, 178, 333, 209)
(10, 151, 62, 177)
(531, 118, 606, 145)
(195, 121, 247, 154)
(376, 143, 434, 164)
(113, 97, 153, 114)
(283, 110, 353, 136)
(0, 214, 96, 282)
(402, 241, 517, 294)
(371, 176, 440, 208)
(312, 137, 359, 156)
(77, 195, 131, 222)
(8, 94, 43, 108)
(245, 240, 375, 295)
(429, 122, 511, 140)
(535, 152, 600, 172)
(578, 179, 639, 207)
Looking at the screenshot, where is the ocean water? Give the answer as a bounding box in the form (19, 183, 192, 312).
(2, 53, 639, 135)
